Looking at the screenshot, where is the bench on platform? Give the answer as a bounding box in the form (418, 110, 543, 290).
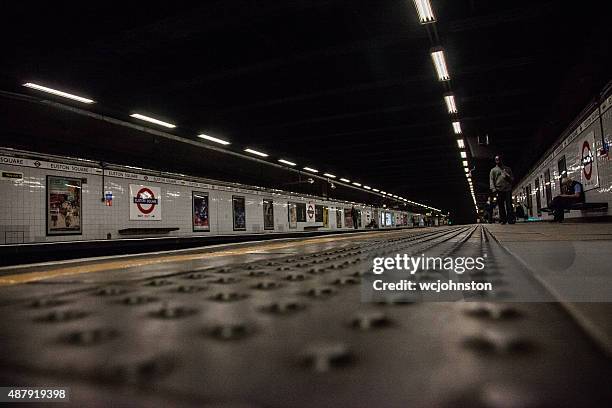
(303, 225, 322, 231)
(541, 202, 608, 213)
(118, 227, 180, 235)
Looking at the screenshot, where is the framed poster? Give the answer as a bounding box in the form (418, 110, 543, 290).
(233, 195, 246, 231)
(263, 199, 274, 230)
(344, 208, 353, 227)
(129, 184, 162, 220)
(288, 202, 298, 229)
(336, 209, 342, 228)
(315, 205, 324, 222)
(192, 192, 210, 232)
(47, 175, 82, 236)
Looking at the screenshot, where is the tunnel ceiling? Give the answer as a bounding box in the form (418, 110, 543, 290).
(1, 1, 610, 223)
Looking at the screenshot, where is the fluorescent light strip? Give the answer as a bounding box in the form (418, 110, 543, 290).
(462, 160, 468, 167)
(430, 49, 450, 81)
(460, 151, 467, 159)
(198, 134, 230, 145)
(364, 186, 371, 190)
(373, 189, 380, 192)
(244, 148, 268, 157)
(413, 0, 435, 24)
(444, 94, 457, 114)
(23, 82, 94, 104)
(303, 167, 318, 173)
(452, 121, 462, 134)
(130, 113, 176, 128)
(323, 173, 336, 178)
(352, 182, 362, 187)
(340, 178, 351, 183)
(457, 139, 465, 148)
(278, 159, 296, 166)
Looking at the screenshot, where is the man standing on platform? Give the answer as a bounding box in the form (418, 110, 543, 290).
(489, 154, 515, 224)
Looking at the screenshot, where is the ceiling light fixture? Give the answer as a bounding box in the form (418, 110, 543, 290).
(452, 121, 462, 134)
(430, 49, 450, 81)
(457, 139, 465, 148)
(413, 0, 436, 24)
(444, 93, 457, 114)
(460, 151, 467, 159)
(23, 82, 94, 104)
(303, 167, 319, 173)
(323, 173, 336, 178)
(130, 113, 176, 128)
(198, 134, 230, 145)
(244, 148, 268, 157)
(278, 159, 296, 166)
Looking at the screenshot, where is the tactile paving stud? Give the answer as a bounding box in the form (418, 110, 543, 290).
(331, 276, 359, 286)
(259, 299, 306, 315)
(209, 276, 240, 284)
(146, 279, 173, 287)
(96, 355, 175, 385)
(462, 331, 536, 355)
(247, 270, 270, 277)
(183, 272, 209, 280)
(285, 272, 309, 281)
(176, 285, 207, 293)
(35, 309, 89, 323)
(29, 298, 69, 309)
(120, 295, 160, 306)
(209, 291, 248, 302)
(149, 306, 199, 319)
(299, 343, 355, 373)
(462, 303, 522, 320)
(252, 280, 282, 290)
(62, 328, 119, 346)
(203, 322, 255, 341)
(305, 287, 337, 298)
(307, 267, 328, 275)
(95, 287, 128, 296)
(349, 311, 392, 330)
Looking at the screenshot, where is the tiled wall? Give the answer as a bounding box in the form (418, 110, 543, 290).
(0, 157, 413, 244)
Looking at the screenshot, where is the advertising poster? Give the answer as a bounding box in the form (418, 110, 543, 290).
(47, 176, 82, 235)
(336, 209, 342, 228)
(129, 184, 162, 220)
(578, 130, 599, 191)
(233, 195, 246, 230)
(323, 206, 329, 228)
(385, 212, 393, 226)
(192, 192, 210, 231)
(344, 208, 353, 227)
(288, 202, 297, 229)
(263, 199, 274, 230)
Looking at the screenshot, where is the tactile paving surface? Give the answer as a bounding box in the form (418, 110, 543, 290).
(0, 226, 611, 407)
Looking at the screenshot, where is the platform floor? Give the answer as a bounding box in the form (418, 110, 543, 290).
(0, 225, 611, 407)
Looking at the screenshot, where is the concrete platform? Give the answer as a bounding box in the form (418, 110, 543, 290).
(0, 226, 610, 407)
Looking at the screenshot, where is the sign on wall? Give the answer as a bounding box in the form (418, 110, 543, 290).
(306, 202, 315, 223)
(192, 192, 210, 231)
(578, 131, 599, 191)
(129, 184, 162, 220)
(263, 199, 274, 230)
(233, 195, 246, 230)
(47, 176, 82, 235)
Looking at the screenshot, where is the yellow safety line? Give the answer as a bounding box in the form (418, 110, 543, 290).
(0, 230, 405, 286)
